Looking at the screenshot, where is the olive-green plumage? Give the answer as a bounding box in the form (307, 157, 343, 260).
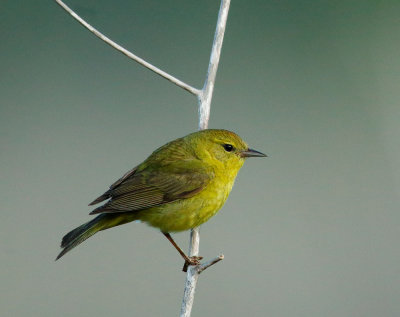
(56, 129, 266, 260)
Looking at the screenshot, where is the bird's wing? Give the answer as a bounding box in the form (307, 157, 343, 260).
(89, 160, 213, 214)
(88, 166, 138, 206)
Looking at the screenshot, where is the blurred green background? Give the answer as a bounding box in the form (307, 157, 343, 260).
(1, 0, 399, 316)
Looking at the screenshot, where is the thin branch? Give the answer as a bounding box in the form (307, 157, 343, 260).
(56, 1, 230, 316)
(197, 254, 224, 274)
(55, 0, 201, 96)
(198, 0, 231, 130)
(181, 1, 231, 316)
(180, 228, 200, 316)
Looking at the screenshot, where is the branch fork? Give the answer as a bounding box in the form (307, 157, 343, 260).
(55, 1, 231, 316)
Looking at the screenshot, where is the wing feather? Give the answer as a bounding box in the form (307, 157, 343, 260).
(89, 151, 213, 215)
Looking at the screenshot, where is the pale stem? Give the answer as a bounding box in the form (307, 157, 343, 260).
(55, 0, 200, 96)
(197, 254, 225, 274)
(198, 0, 231, 130)
(181, 0, 231, 316)
(55, 1, 230, 316)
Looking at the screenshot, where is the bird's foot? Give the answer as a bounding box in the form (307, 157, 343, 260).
(188, 256, 203, 265)
(182, 256, 203, 272)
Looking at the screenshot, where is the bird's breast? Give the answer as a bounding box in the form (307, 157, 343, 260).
(138, 174, 236, 232)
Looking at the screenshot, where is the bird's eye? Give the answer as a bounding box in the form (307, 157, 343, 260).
(222, 144, 234, 152)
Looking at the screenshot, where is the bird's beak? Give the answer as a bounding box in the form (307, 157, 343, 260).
(240, 148, 267, 158)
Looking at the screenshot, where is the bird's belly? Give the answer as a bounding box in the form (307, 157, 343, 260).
(137, 182, 232, 232)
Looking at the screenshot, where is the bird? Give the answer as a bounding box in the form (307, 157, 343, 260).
(56, 129, 266, 267)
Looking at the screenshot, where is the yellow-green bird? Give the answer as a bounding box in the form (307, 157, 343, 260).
(56, 129, 266, 265)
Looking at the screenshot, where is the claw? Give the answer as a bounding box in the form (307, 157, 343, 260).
(182, 256, 203, 272)
(188, 256, 203, 265)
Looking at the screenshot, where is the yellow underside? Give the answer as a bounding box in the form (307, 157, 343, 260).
(136, 178, 233, 232)
(101, 158, 242, 233)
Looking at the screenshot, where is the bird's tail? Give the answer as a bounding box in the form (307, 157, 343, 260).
(56, 213, 136, 260)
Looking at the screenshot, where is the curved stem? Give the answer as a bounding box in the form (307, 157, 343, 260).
(55, 1, 230, 316)
(55, 0, 200, 96)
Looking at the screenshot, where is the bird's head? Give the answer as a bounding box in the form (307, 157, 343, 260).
(186, 129, 266, 172)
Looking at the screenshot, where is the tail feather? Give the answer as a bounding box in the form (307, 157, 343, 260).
(56, 213, 138, 260)
(56, 214, 107, 260)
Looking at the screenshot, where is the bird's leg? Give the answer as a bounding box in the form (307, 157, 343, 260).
(162, 232, 203, 272)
